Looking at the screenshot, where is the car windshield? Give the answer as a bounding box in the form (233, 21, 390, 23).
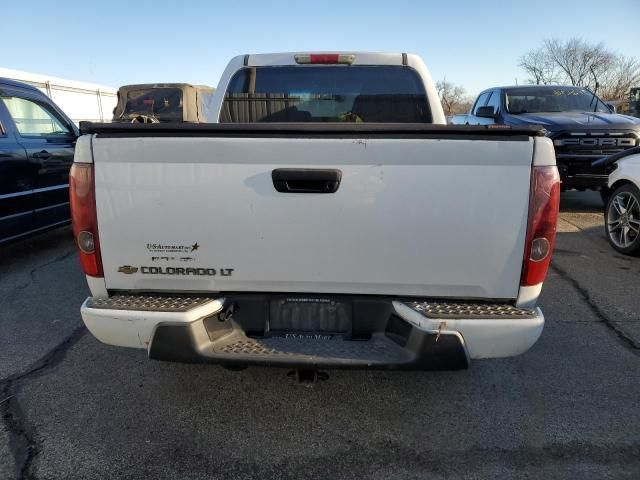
(123, 88, 183, 121)
(221, 66, 431, 123)
(504, 87, 610, 114)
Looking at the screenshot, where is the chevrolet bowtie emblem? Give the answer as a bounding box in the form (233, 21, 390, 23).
(118, 265, 139, 274)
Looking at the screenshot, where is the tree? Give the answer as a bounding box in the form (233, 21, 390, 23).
(519, 38, 640, 101)
(598, 55, 640, 101)
(436, 80, 471, 116)
(519, 49, 560, 85)
(544, 38, 612, 89)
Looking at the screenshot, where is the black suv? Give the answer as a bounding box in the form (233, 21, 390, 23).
(0, 78, 78, 244)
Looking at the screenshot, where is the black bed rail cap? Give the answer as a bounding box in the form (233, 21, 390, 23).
(79, 121, 547, 138)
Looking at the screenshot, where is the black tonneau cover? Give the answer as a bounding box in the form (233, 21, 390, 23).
(80, 122, 545, 140)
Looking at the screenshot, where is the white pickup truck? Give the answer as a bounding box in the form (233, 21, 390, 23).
(71, 52, 560, 371)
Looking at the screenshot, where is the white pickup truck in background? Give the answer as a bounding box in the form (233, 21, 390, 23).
(70, 52, 560, 371)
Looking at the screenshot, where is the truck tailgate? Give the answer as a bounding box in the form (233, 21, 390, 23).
(91, 133, 533, 299)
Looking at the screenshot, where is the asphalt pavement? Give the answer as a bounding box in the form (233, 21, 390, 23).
(1, 191, 639, 480)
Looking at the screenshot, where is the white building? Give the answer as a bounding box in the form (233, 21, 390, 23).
(0, 67, 117, 125)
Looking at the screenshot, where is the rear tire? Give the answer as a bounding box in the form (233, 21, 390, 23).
(605, 183, 640, 256)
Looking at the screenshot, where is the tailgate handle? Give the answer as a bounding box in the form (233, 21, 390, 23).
(272, 168, 342, 193)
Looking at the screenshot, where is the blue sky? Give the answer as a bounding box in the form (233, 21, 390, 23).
(3, 0, 638, 96)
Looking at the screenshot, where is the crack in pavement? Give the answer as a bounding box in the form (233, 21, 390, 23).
(1, 383, 31, 480)
(551, 263, 640, 355)
(6, 250, 75, 295)
(1, 326, 86, 480)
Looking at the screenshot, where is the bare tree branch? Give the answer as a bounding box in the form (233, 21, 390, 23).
(598, 55, 640, 101)
(519, 49, 560, 85)
(436, 79, 471, 116)
(519, 38, 640, 102)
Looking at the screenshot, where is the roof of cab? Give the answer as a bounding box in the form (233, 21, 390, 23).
(117, 83, 214, 91)
(244, 52, 408, 67)
(493, 85, 587, 91)
(0, 77, 42, 93)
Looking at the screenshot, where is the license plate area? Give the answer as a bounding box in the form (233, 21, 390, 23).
(268, 295, 352, 336)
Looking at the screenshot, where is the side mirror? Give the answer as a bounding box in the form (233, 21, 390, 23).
(606, 103, 616, 113)
(476, 106, 497, 119)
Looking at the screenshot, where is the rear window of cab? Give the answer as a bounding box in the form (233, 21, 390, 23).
(220, 66, 431, 123)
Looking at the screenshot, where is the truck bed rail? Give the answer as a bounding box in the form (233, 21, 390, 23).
(80, 121, 545, 140)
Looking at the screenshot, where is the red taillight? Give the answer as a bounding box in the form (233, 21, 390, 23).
(294, 53, 355, 65)
(521, 166, 560, 286)
(69, 163, 103, 277)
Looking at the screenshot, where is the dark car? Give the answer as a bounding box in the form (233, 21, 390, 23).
(0, 78, 78, 244)
(451, 85, 640, 194)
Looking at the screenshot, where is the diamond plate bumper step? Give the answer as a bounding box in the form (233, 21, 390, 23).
(148, 295, 471, 370)
(216, 334, 409, 363)
(86, 295, 215, 312)
(407, 300, 536, 319)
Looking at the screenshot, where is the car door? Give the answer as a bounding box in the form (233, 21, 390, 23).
(465, 91, 491, 125)
(0, 101, 33, 242)
(0, 89, 77, 230)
